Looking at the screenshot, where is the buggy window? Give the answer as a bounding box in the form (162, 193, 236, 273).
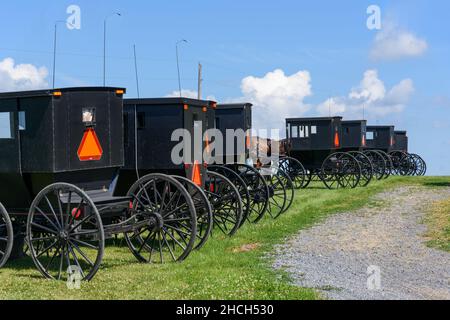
(291, 126, 298, 138)
(19, 111, 26, 131)
(299, 126, 309, 138)
(367, 132, 374, 140)
(311, 126, 317, 135)
(0, 112, 13, 139)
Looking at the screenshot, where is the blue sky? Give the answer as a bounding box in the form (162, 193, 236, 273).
(0, 0, 449, 175)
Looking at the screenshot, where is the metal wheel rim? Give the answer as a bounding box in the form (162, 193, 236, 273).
(125, 174, 197, 264)
(26, 183, 105, 282)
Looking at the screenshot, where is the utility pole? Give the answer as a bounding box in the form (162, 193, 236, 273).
(197, 63, 203, 100)
(133, 45, 140, 99)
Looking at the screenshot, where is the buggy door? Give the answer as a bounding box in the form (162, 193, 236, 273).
(184, 106, 207, 184)
(0, 99, 19, 173)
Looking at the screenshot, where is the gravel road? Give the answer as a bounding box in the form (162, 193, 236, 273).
(273, 186, 450, 300)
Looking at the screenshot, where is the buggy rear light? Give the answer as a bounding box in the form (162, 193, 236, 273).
(71, 207, 83, 220)
(115, 89, 125, 96)
(82, 108, 95, 123)
(362, 135, 366, 147)
(184, 104, 189, 111)
(202, 107, 208, 113)
(53, 91, 62, 97)
(246, 133, 251, 149)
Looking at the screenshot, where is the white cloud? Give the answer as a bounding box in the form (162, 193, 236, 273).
(370, 23, 428, 61)
(166, 89, 216, 102)
(238, 69, 313, 130)
(317, 69, 414, 119)
(0, 58, 48, 92)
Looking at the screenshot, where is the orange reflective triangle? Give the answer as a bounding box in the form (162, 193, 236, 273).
(192, 161, 202, 186)
(334, 132, 340, 148)
(77, 128, 103, 161)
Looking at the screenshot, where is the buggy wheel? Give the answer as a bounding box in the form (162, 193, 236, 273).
(276, 170, 295, 212)
(204, 171, 243, 236)
(389, 151, 411, 176)
(320, 153, 344, 190)
(338, 153, 361, 189)
(226, 164, 269, 224)
(278, 157, 307, 189)
(26, 183, 104, 282)
(263, 171, 288, 219)
(364, 151, 386, 180)
(0, 203, 13, 268)
(349, 152, 373, 187)
(125, 174, 197, 263)
(410, 154, 427, 176)
(376, 150, 393, 179)
(173, 176, 213, 250)
(302, 170, 314, 189)
(208, 165, 251, 228)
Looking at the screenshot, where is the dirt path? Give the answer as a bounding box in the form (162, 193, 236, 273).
(273, 186, 450, 300)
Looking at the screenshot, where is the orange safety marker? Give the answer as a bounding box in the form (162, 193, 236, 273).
(191, 161, 202, 186)
(77, 128, 103, 161)
(334, 132, 340, 148)
(362, 135, 366, 147)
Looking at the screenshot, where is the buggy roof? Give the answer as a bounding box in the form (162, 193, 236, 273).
(395, 131, 407, 135)
(286, 116, 343, 122)
(366, 125, 395, 130)
(124, 97, 214, 107)
(342, 120, 367, 124)
(217, 103, 253, 110)
(0, 87, 125, 99)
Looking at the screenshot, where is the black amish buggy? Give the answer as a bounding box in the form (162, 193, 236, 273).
(284, 117, 361, 189)
(393, 131, 408, 153)
(208, 103, 293, 223)
(0, 87, 199, 281)
(340, 120, 374, 186)
(115, 97, 243, 242)
(388, 130, 426, 176)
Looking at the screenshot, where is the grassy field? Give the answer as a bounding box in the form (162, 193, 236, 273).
(425, 196, 450, 252)
(0, 176, 449, 300)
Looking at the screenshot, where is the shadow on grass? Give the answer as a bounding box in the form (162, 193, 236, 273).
(423, 182, 450, 188)
(6, 240, 133, 272)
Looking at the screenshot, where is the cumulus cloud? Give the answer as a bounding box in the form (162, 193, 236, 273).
(166, 89, 216, 102)
(238, 69, 313, 130)
(370, 23, 428, 61)
(0, 58, 49, 92)
(317, 69, 414, 118)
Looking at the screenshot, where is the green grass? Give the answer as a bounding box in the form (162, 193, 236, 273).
(424, 196, 450, 252)
(1, 176, 449, 300)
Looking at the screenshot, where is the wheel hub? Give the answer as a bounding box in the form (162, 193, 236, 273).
(149, 212, 164, 230)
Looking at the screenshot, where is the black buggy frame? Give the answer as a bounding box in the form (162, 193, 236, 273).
(209, 103, 293, 223)
(284, 117, 362, 189)
(0, 88, 199, 281)
(117, 98, 243, 242)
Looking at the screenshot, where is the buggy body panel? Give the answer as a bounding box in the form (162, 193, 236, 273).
(215, 103, 253, 164)
(286, 117, 342, 169)
(366, 125, 395, 152)
(0, 87, 126, 211)
(115, 98, 214, 195)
